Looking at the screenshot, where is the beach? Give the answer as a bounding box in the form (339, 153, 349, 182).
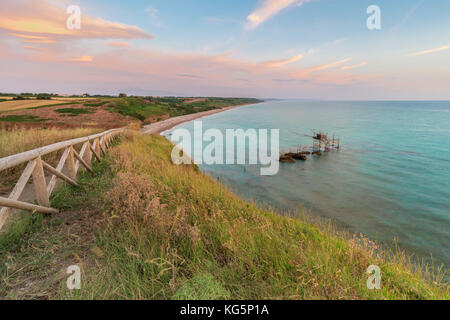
(140, 103, 255, 135)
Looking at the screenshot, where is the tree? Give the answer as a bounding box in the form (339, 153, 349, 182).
(36, 93, 52, 100)
(119, 93, 127, 98)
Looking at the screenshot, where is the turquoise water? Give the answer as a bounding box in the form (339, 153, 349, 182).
(165, 100, 450, 270)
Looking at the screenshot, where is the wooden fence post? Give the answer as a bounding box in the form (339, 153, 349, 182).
(95, 138, 101, 156)
(32, 156, 50, 207)
(47, 147, 70, 195)
(67, 146, 76, 179)
(99, 136, 106, 154)
(0, 159, 37, 229)
(105, 134, 110, 148)
(90, 140, 101, 162)
(85, 140, 92, 165)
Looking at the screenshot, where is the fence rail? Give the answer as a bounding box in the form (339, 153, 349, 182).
(0, 128, 125, 230)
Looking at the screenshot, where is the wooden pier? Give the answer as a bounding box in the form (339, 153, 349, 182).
(279, 131, 340, 163)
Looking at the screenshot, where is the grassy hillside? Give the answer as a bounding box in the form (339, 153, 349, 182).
(104, 97, 262, 122)
(0, 97, 262, 127)
(1, 133, 447, 299)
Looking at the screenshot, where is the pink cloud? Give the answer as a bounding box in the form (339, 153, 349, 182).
(306, 58, 352, 73)
(340, 62, 367, 71)
(404, 45, 450, 57)
(106, 41, 131, 47)
(23, 46, 45, 51)
(0, 1, 381, 98)
(68, 56, 94, 63)
(264, 53, 304, 68)
(0, 33, 371, 95)
(0, 0, 153, 42)
(246, 0, 310, 30)
(8, 33, 56, 44)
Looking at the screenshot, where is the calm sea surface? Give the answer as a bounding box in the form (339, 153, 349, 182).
(164, 100, 450, 270)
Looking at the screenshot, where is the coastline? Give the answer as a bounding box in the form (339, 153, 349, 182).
(140, 102, 258, 135)
(48, 133, 449, 299)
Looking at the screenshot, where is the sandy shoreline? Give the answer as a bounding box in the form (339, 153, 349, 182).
(140, 103, 257, 135)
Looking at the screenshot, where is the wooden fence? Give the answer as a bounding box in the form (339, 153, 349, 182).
(0, 128, 125, 230)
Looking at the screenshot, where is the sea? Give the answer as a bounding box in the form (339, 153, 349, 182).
(163, 100, 450, 271)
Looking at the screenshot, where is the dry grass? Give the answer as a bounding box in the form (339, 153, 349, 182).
(0, 97, 101, 113)
(0, 126, 102, 193)
(53, 97, 98, 101)
(0, 100, 72, 112)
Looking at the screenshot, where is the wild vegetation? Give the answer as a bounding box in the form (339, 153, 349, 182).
(54, 108, 97, 117)
(1, 133, 447, 299)
(104, 97, 261, 123)
(0, 115, 48, 123)
(0, 96, 262, 128)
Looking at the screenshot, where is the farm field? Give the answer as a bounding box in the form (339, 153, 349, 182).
(0, 97, 102, 113)
(51, 97, 98, 101)
(0, 99, 80, 113)
(0, 97, 261, 128)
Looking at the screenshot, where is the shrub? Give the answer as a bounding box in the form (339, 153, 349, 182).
(54, 108, 96, 116)
(36, 93, 52, 100)
(12, 96, 27, 100)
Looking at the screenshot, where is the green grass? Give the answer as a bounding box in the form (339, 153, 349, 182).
(173, 273, 231, 299)
(26, 102, 83, 110)
(106, 98, 167, 121)
(53, 134, 448, 299)
(0, 213, 44, 253)
(1, 133, 447, 300)
(0, 97, 262, 125)
(84, 103, 107, 107)
(0, 115, 48, 122)
(0, 159, 115, 299)
(54, 107, 96, 117)
(105, 97, 262, 123)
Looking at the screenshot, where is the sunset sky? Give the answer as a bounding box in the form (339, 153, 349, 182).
(1, 0, 449, 99)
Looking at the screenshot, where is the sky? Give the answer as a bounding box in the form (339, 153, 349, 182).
(0, 0, 449, 99)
